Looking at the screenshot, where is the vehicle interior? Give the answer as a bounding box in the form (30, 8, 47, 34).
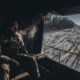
(1, 0, 80, 80)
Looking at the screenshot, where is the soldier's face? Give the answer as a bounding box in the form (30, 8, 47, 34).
(10, 25, 18, 33)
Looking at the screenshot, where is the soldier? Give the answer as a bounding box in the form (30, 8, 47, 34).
(0, 21, 40, 80)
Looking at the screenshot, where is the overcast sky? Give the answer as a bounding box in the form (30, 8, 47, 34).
(65, 14, 80, 25)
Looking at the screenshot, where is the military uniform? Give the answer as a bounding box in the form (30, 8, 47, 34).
(1, 33, 27, 57)
(0, 33, 40, 80)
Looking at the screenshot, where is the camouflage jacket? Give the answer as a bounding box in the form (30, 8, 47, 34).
(0, 33, 28, 58)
